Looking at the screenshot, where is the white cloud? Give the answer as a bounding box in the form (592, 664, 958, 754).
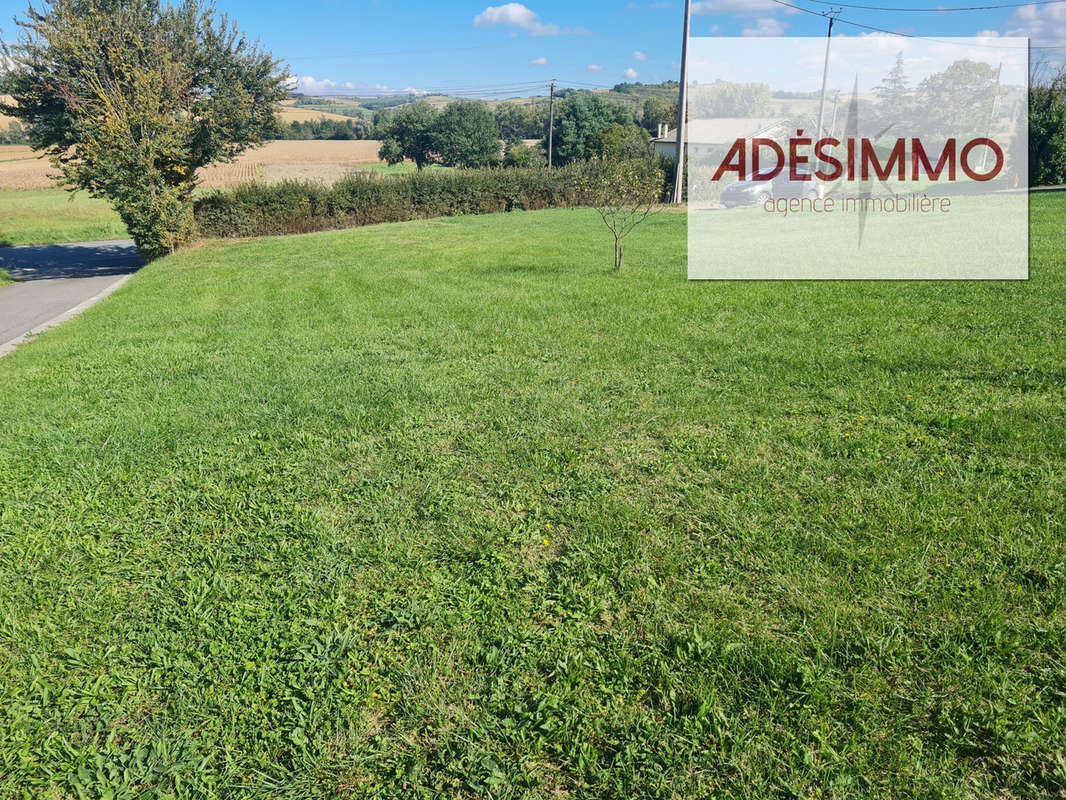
(742, 17, 787, 36)
(529, 56, 548, 65)
(289, 76, 427, 96)
(473, 3, 585, 36)
(623, 67, 639, 79)
(587, 64, 604, 72)
(1006, 3, 1066, 46)
(293, 76, 359, 92)
(634, 50, 648, 61)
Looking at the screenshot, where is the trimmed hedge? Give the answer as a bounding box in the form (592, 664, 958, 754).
(193, 162, 666, 238)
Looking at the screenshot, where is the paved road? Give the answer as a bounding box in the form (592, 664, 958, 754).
(0, 240, 141, 347)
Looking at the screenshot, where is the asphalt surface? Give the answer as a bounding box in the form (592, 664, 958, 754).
(0, 240, 142, 347)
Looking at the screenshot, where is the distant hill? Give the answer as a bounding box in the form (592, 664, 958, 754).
(286, 81, 682, 121)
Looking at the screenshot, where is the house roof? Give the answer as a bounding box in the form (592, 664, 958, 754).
(652, 118, 782, 145)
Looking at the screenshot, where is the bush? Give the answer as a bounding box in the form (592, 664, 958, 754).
(194, 163, 666, 239)
(503, 144, 546, 168)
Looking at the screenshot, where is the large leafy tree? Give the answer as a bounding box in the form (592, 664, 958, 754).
(588, 123, 652, 162)
(547, 93, 632, 166)
(641, 97, 676, 134)
(914, 60, 999, 140)
(1, 0, 288, 259)
(377, 102, 440, 170)
(434, 101, 500, 168)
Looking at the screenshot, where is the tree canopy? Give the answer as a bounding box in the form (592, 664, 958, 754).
(377, 102, 440, 169)
(548, 93, 632, 166)
(434, 101, 501, 168)
(1, 0, 289, 259)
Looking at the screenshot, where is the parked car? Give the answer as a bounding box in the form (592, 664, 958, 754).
(721, 168, 824, 208)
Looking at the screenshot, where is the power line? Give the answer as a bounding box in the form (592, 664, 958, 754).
(285, 44, 514, 61)
(771, 0, 1066, 48)
(794, 0, 1066, 11)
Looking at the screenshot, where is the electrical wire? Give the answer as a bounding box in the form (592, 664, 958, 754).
(772, 0, 1066, 49)
(792, 0, 1066, 10)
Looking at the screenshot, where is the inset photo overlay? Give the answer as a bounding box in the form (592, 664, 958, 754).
(686, 37, 1029, 280)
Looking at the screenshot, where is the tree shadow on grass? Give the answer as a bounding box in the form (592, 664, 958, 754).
(0, 240, 141, 281)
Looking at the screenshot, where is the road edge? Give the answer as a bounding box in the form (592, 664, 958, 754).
(0, 273, 134, 359)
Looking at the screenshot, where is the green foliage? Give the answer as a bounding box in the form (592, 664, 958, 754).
(0, 121, 28, 145)
(434, 101, 501, 169)
(495, 103, 550, 146)
(276, 117, 372, 140)
(611, 79, 679, 96)
(0, 0, 288, 259)
(377, 101, 440, 169)
(192, 162, 646, 238)
(503, 143, 546, 169)
(914, 60, 999, 139)
(0, 200, 1064, 797)
(688, 80, 771, 118)
(548, 93, 633, 166)
(577, 157, 662, 270)
(641, 97, 676, 134)
(587, 123, 652, 162)
(1030, 72, 1066, 186)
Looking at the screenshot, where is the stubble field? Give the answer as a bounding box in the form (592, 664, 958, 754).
(0, 140, 387, 191)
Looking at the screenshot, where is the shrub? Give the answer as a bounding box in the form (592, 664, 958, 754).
(503, 144, 546, 169)
(193, 162, 665, 239)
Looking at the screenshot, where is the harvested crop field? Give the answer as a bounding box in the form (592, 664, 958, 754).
(275, 105, 360, 124)
(0, 140, 386, 190)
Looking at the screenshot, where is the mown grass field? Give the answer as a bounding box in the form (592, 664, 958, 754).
(0, 201, 1063, 799)
(0, 188, 128, 246)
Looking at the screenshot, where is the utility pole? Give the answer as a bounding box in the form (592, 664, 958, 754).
(547, 80, 556, 170)
(980, 63, 1003, 173)
(815, 11, 839, 139)
(671, 0, 691, 204)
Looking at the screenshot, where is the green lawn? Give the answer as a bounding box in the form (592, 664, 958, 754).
(0, 188, 128, 246)
(0, 202, 1063, 799)
(0, 267, 12, 286)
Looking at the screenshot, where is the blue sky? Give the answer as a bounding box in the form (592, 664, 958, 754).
(1, 1, 1063, 95)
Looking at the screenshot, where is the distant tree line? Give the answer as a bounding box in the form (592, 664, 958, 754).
(372, 90, 682, 170)
(276, 118, 373, 140)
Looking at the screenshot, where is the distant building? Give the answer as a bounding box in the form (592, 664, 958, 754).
(651, 118, 785, 160)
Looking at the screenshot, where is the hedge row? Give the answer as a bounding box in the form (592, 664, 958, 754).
(193, 162, 669, 238)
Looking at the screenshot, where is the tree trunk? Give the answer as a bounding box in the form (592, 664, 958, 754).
(614, 239, 624, 272)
